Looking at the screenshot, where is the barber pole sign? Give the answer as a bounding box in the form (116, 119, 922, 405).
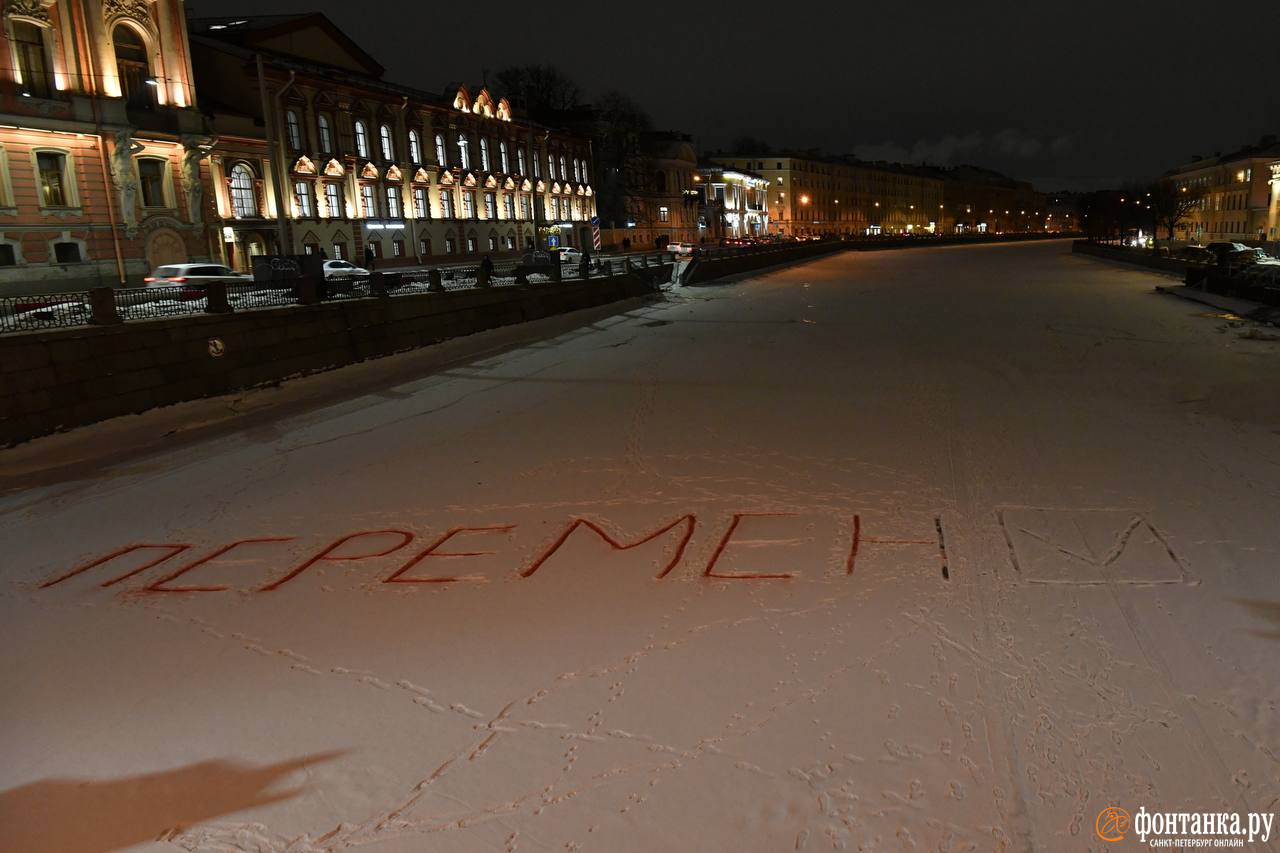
(591, 216, 602, 251)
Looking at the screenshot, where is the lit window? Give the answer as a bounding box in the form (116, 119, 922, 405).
(13, 21, 51, 99)
(439, 188, 455, 218)
(500, 140, 509, 173)
(462, 190, 475, 218)
(286, 110, 303, 151)
(434, 133, 446, 165)
(445, 237, 456, 254)
(354, 121, 370, 159)
(547, 153, 554, 178)
(558, 155, 566, 180)
(379, 124, 394, 161)
(457, 133, 470, 169)
(581, 160, 589, 183)
(480, 138, 490, 171)
(360, 183, 377, 217)
(419, 238, 430, 255)
(484, 191, 497, 219)
(294, 181, 314, 217)
(517, 146, 527, 175)
(138, 158, 166, 207)
(229, 163, 257, 218)
(503, 193, 514, 219)
(385, 185, 401, 218)
(318, 114, 333, 152)
(573, 158, 581, 182)
(392, 239, 404, 257)
(519, 195, 530, 220)
(325, 182, 342, 218)
(37, 151, 68, 207)
(408, 130, 422, 163)
(488, 235, 497, 251)
(466, 236, 476, 253)
(414, 186, 428, 219)
(658, 206, 669, 222)
(333, 242, 345, 259)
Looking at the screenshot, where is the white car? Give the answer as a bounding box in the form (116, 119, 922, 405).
(323, 260, 370, 280)
(143, 263, 250, 287)
(555, 247, 584, 264)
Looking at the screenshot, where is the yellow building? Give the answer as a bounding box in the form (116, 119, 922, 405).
(191, 14, 596, 270)
(1165, 136, 1280, 245)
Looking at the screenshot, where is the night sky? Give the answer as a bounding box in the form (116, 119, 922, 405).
(201, 0, 1280, 192)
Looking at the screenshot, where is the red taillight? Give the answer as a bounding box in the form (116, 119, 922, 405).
(166, 276, 187, 283)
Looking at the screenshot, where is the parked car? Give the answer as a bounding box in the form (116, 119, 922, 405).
(1203, 242, 1253, 265)
(514, 251, 554, 279)
(555, 247, 584, 265)
(667, 242, 695, 256)
(1175, 245, 1216, 264)
(143, 263, 249, 287)
(323, 259, 370, 280)
(1236, 247, 1279, 265)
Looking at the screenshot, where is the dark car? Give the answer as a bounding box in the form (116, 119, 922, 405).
(513, 251, 553, 280)
(1203, 242, 1253, 265)
(1175, 246, 1216, 264)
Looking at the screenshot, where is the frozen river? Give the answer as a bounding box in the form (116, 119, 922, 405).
(3, 240, 1278, 851)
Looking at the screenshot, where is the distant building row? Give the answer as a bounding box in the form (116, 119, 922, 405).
(1164, 136, 1280, 245)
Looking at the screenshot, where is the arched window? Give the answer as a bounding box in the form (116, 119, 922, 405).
(354, 120, 370, 159)
(12, 21, 51, 98)
(229, 163, 257, 218)
(457, 133, 470, 169)
(517, 145, 527, 176)
(573, 158, 581, 182)
(581, 160, 589, 183)
(317, 114, 334, 152)
(546, 153, 554, 179)
(408, 130, 422, 164)
(285, 110, 302, 151)
(113, 24, 152, 107)
(558, 155, 567, 180)
(379, 124, 394, 161)
(499, 141, 509, 173)
(434, 133, 446, 165)
(480, 138, 490, 171)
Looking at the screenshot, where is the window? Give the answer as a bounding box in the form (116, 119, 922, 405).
(484, 191, 497, 219)
(303, 242, 319, 255)
(500, 141, 509, 173)
(286, 110, 302, 151)
(488, 235, 497, 251)
(434, 133, 446, 165)
(229, 163, 257, 218)
(294, 181, 315, 217)
(408, 130, 422, 163)
(113, 24, 151, 107)
(53, 241, 82, 263)
(354, 121, 370, 159)
(546, 154, 554, 178)
(445, 237, 456, 254)
(462, 190, 475, 218)
(503, 193, 514, 219)
(318, 114, 334, 152)
(480, 138, 490, 171)
(360, 184, 377, 217)
(392, 239, 404, 257)
(414, 187, 428, 219)
(0, 244, 14, 265)
(385, 185, 402, 218)
(439, 188, 455, 218)
(519, 195, 530, 220)
(466, 236, 476, 253)
(559, 156, 567, 180)
(379, 124, 394, 161)
(138, 158, 166, 207)
(13, 21, 51, 99)
(573, 158, 581, 182)
(504, 234, 514, 250)
(419, 238, 430, 256)
(36, 152, 68, 207)
(659, 206, 669, 222)
(457, 133, 470, 169)
(325, 182, 342, 218)
(333, 242, 346, 259)
(581, 160, 588, 183)
(517, 146, 527, 175)
(368, 240, 381, 258)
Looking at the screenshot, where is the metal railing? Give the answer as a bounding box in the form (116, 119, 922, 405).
(0, 257, 677, 335)
(0, 293, 91, 333)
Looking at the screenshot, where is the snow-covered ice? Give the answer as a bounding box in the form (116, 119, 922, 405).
(2, 240, 1278, 851)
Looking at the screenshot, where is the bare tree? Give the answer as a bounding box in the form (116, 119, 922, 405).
(1148, 179, 1203, 242)
(493, 65, 582, 119)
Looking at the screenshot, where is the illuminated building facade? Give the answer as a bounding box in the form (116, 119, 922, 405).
(1165, 137, 1280, 245)
(191, 14, 595, 270)
(696, 164, 770, 240)
(0, 0, 210, 294)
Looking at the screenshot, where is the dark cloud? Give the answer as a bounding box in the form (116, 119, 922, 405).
(201, 0, 1280, 190)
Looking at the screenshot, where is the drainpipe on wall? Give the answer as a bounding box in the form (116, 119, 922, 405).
(257, 55, 295, 254)
(90, 96, 127, 287)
